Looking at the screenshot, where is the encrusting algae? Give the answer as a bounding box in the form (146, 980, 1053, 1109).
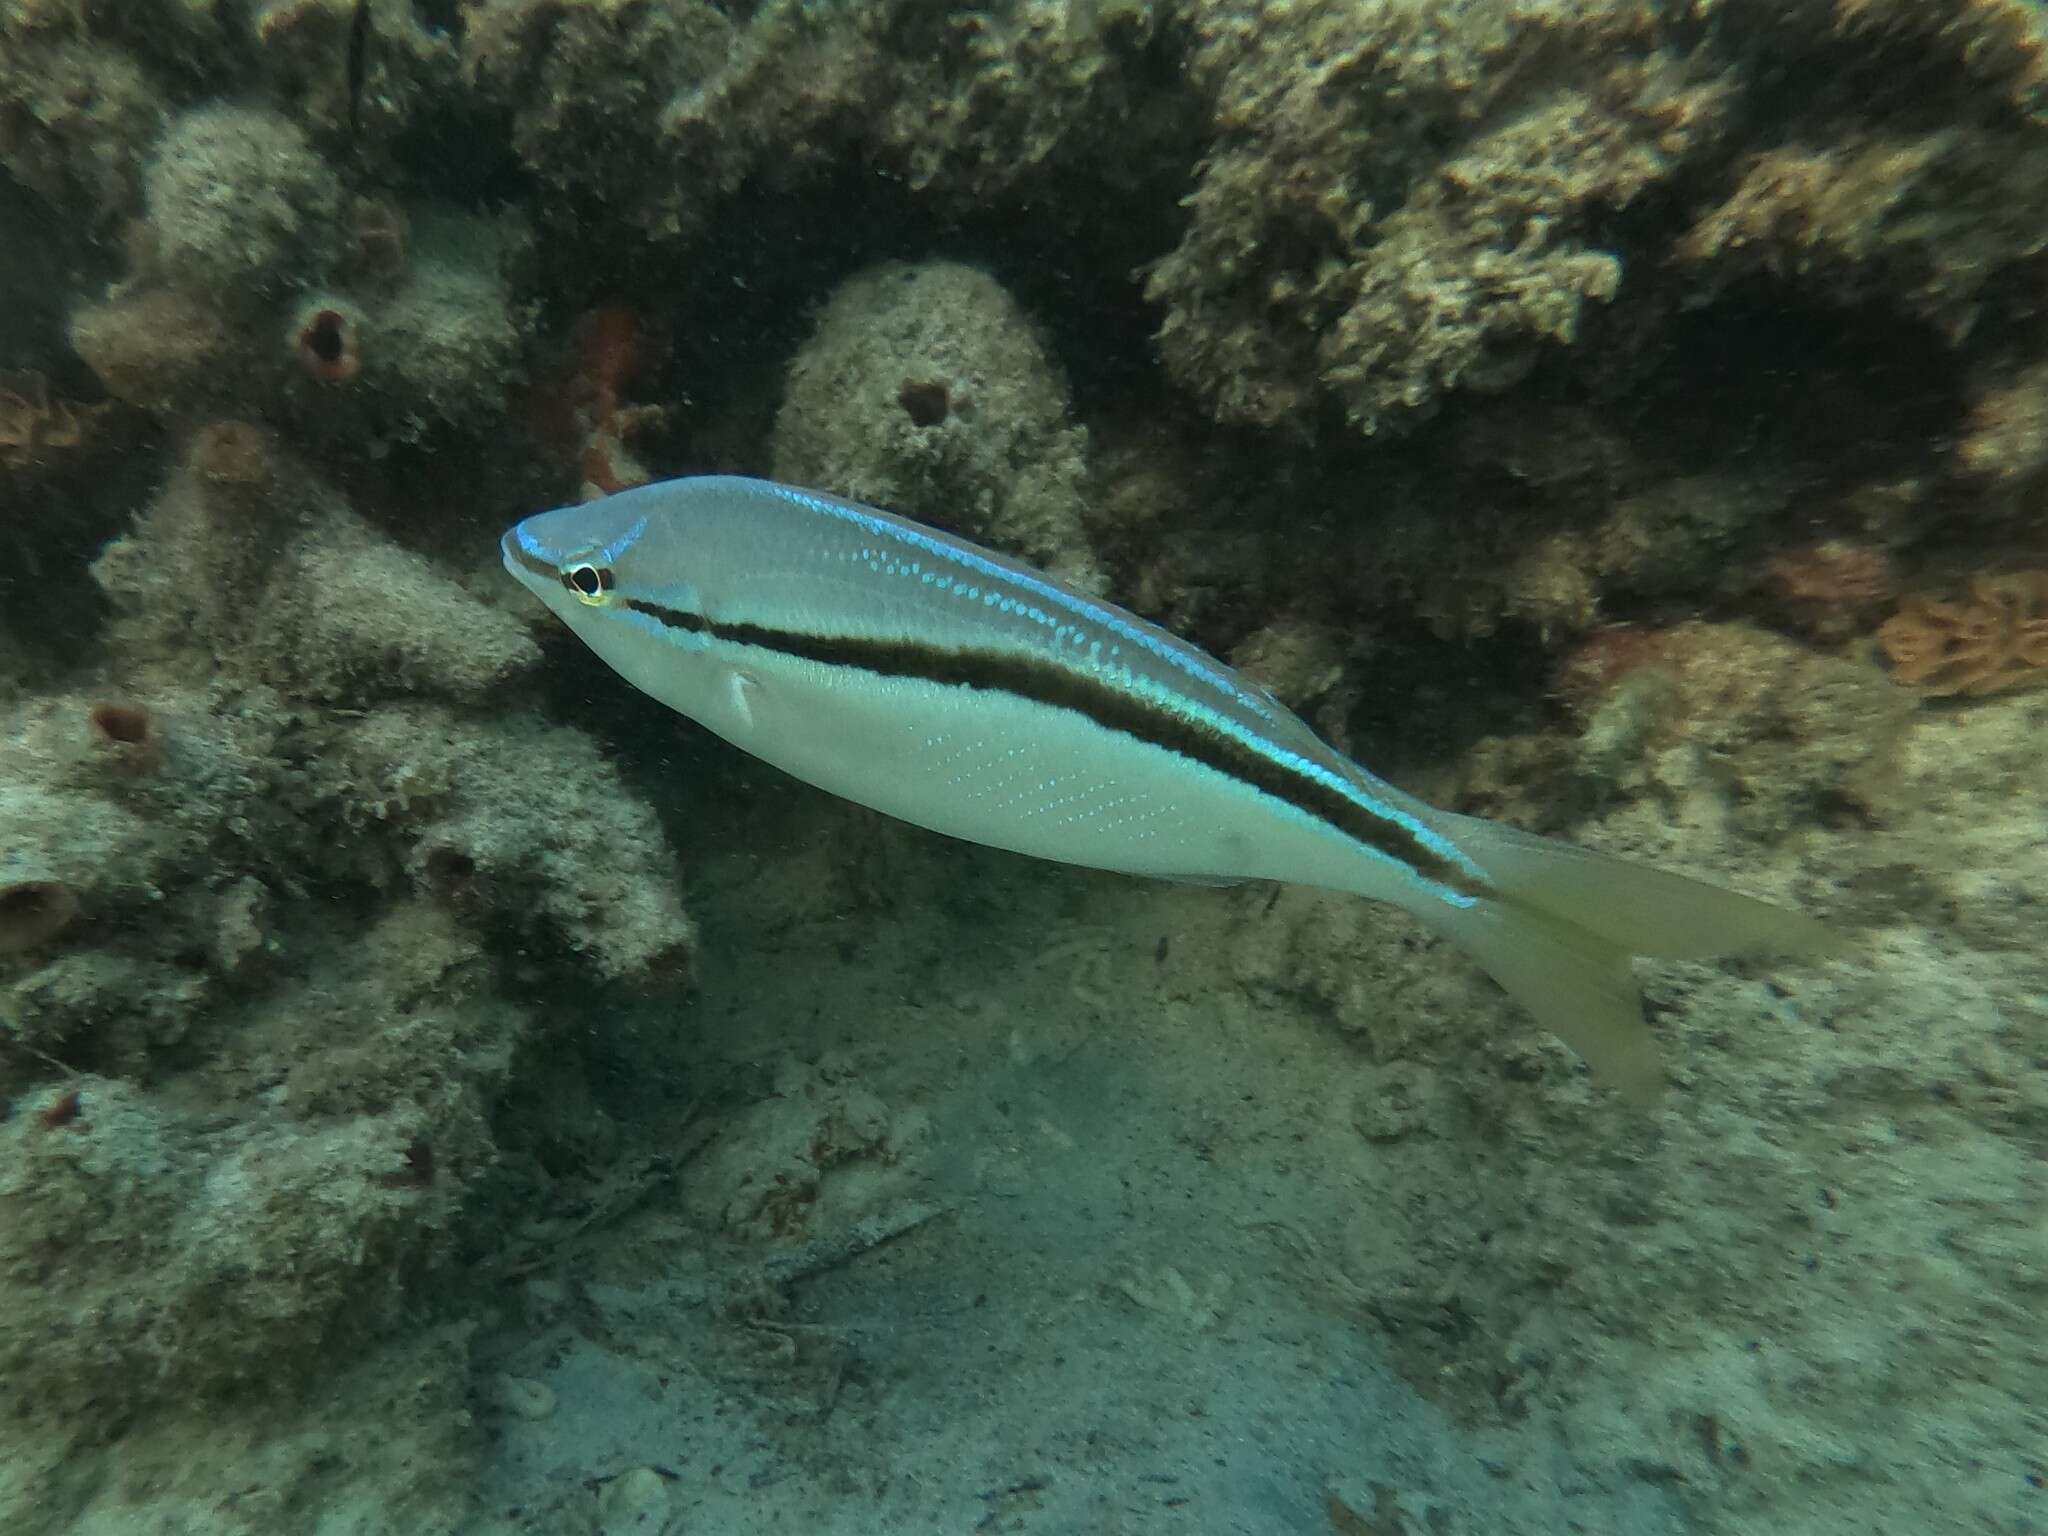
(1877, 570, 2048, 696)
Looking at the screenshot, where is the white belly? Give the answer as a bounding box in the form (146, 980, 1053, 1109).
(683, 650, 1394, 900)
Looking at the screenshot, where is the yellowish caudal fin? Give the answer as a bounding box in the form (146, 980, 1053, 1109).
(1416, 813, 1843, 1103)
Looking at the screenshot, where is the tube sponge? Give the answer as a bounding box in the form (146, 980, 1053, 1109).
(92, 428, 541, 703)
(771, 260, 1103, 591)
(67, 288, 233, 415)
(357, 207, 526, 432)
(137, 104, 342, 289)
(338, 704, 694, 980)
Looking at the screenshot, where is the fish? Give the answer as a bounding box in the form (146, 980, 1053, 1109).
(503, 474, 1838, 1100)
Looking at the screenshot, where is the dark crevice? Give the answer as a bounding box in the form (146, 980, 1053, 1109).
(1622, 281, 1963, 479)
(381, 98, 533, 212)
(411, 0, 466, 39)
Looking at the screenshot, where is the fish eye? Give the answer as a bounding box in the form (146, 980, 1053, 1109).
(561, 558, 615, 606)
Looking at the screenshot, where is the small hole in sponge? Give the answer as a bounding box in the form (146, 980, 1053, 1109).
(89, 702, 152, 746)
(0, 881, 79, 953)
(307, 315, 344, 363)
(424, 847, 477, 885)
(87, 701, 161, 775)
(295, 305, 361, 384)
(897, 378, 950, 428)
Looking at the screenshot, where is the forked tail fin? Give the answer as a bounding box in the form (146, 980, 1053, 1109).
(1416, 813, 1842, 1102)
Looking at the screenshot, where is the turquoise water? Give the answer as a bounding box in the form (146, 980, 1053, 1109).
(1, 3, 2042, 1533)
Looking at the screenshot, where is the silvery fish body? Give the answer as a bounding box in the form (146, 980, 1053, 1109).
(505, 475, 1833, 1098)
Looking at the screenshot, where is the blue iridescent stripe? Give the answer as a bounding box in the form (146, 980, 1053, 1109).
(773, 485, 1482, 892)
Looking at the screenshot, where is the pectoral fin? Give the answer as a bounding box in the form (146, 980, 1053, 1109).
(726, 668, 759, 730)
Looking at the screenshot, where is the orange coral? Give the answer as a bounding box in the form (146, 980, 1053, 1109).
(0, 371, 110, 470)
(556, 304, 662, 499)
(1877, 571, 2048, 696)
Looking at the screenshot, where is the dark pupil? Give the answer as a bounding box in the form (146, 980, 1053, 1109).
(570, 565, 602, 596)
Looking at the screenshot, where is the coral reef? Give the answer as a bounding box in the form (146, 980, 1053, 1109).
(342, 703, 694, 980)
(67, 286, 234, 416)
(1456, 620, 1915, 838)
(0, 7, 166, 225)
(64, 95, 527, 452)
(1828, 0, 2048, 120)
(1256, 661, 2048, 1535)
(91, 425, 540, 700)
(1145, 0, 2048, 439)
(351, 204, 527, 436)
(1, 1003, 478, 1416)
(2, 0, 2045, 1531)
(1147, 2, 1731, 435)
(0, 425, 691, 1442)
(771, 260, 1104, 589)
(1673, 127, 2048, 340)
(463, 0, 1180, 245)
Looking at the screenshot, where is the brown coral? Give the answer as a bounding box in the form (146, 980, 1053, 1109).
(0, 370, 110, 470)
(1877, 572, 2048, 696)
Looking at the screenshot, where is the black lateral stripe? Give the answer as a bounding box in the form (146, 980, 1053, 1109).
(629, 599, 705, 633)
(622, 598, 1473, 890)
(510, 543, 559, 584)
